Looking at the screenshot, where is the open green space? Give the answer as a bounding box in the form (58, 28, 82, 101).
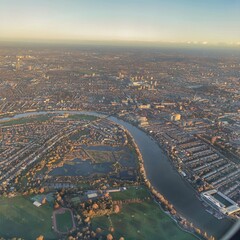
(110, 186, 150, 201)
(114, 149, 132, 159)
(85, 148, 136, 165)
(86, 150, 115, 163)
(92, 200, 197, 240)
(0, 115, 51, 126)
(55, 209, 73, 233)
(0, 196, 56, 240)
(68, 114, 98, 121)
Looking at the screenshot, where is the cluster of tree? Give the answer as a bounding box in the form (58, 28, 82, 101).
(79, 196, 118, 219)
(13, 137, 72, 196)
(67, 228, 125, 240)
(53, 189, 65, 209)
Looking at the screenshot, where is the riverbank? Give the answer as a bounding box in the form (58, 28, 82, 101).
(108, 116, 234, 239)
(123, 127, 205, 240)
(0, 110, 234, 239)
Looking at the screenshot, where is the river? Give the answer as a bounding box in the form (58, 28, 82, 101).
(0, 110, 235, 239)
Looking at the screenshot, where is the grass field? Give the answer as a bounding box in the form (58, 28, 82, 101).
(110, 186, 150, 201)
(0, 196, 56, 240)
(55, 209, 73, 233)
(68, 114, 98, 121)
(86, 148, 136, 165)
(86, 150, 115, 163)
(92, 201, 197, 240)
(0, 115, 51, 126)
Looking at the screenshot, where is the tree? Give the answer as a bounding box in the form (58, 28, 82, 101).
(114, 204, 120, 213)
(106, 234, 113, 240)
(84, 217, 90, 223)
(36, 236, 44, 240)
(54, 202, 60, 209)
(92, 203, 99, 209)
(42, 197, 47, 204)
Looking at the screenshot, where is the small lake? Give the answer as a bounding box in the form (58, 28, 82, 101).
(50, 158, 112, 177)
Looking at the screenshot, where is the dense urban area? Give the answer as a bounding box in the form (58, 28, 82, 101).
(0, 44, 239, 240)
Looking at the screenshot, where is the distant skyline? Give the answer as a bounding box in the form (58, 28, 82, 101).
(0, 0, 240, 46)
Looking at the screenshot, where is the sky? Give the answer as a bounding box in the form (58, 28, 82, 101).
(0, 0, 240, 45)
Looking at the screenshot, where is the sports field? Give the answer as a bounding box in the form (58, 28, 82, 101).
(0, 196, 56, 240)
(53, 208, 74, 233)
(93, 195, 197, 240)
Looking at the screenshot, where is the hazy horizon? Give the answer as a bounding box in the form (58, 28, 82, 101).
(1, 38, 240, 51)
(0, 0, 240, 46)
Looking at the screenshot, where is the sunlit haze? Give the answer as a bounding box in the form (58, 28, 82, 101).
(0, 0, 240, 46)
(0, 1, 240, 239)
